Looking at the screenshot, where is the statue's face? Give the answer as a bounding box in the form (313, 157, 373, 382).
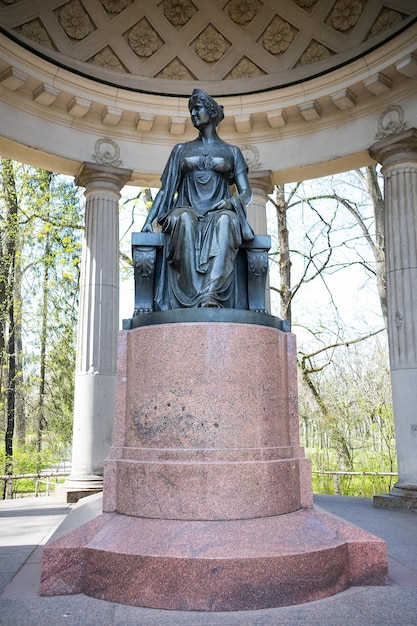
(190, 99, 211, 129)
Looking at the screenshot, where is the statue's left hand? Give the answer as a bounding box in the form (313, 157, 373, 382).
(211, 199, 232, 211)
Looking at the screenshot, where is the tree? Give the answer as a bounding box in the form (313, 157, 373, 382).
(0, 161, 83, 492)
(274, 183, 292, 321)
(22, 170, 83, 459)
(0, 158, 20, 481)
(325, 165, 386, 325)
(298, 327, 387, 471)
(268, 166, 392, 481)
(269, 181, 335, 324)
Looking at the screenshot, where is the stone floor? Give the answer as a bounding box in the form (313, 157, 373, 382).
(0, 493, 416, 626)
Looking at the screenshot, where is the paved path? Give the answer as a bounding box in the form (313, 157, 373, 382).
(0, 494, 416, 625)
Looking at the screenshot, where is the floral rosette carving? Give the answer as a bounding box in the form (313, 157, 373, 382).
(230, 59, 261, 79)
(330, 0, 363, 32)
(59, 0, 90, 40)
(163, 0, 195, 26)
(300, 41, 331, 64)
(228, 0, 258, 25)
(99, 0, 129, 12)
(195, 26, 226, 62)
(20, 20, 53, 48)
(370, 10, 402, 37)
(90, 49, 125, 72)
(128, 22, 159, 57)
(263, 18, 293, 55)
(162, 60, 192, 80)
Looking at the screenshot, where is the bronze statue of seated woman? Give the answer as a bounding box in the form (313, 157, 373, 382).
(141, 88, 256, 310)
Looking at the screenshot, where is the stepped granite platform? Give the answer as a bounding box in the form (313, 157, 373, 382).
(0, 493, 416, 625)
(39, 310, 387, 611)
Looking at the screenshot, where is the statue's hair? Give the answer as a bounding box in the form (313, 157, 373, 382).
(189, 89, 224, 126)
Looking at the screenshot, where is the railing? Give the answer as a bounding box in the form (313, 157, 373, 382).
(0, 472, 70, 499)
(312, 470, 397, 495)
(1, 469, 397, 499)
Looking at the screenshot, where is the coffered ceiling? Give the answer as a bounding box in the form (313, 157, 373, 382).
(0, 0, 417, 183)
(1, 0, 416, 96)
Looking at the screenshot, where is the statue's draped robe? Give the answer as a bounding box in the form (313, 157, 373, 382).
(152, 139, 254, 309)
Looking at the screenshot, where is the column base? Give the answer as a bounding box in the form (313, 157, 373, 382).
(374, 484, 417, 511)
(56, 475, 103, 504)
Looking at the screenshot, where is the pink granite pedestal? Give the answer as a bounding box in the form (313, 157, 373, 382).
(41, 314, 387, 611)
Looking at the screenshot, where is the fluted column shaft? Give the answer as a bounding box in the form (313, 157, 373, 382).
(247, 170, 273, 235)
(370, 128, 417, 507)
(248, 170, 273, 311)
(65, 162, 132, 497)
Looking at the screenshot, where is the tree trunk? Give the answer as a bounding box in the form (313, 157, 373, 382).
(14, 260, 25, 444)
(5, 300, 15, 475)
(0, 158, 19, 490)
(363, 165, 387, 326)
(276, 184, 292, 322)
(299, 358, 353, 470)
(36, 171, 53, 461)
(36, 230, 50, 460)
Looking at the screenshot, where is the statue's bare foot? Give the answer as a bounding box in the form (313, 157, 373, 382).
(199, 298, 221, 308)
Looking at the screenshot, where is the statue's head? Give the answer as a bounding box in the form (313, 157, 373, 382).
(189, 89, 224, 127)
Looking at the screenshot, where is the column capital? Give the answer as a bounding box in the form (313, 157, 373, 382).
(369, 127, 417, 171)
(75, 161, 133, 193)
(248, 169, 274, 196)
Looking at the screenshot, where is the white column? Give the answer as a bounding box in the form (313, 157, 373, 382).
(247, 170, 273, 312)
(370, 128, 417, 510)
(247, 170, 273, 235)
(62, 162, 132, 501)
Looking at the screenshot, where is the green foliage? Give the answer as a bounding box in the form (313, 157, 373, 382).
(0, 162, 83, 479)
(299, 335, 397, 496)
(0, 442, 57, 474)
(0, 440, 67, 496)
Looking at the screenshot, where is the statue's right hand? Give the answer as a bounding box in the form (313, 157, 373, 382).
(141, 222, 153, 233)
